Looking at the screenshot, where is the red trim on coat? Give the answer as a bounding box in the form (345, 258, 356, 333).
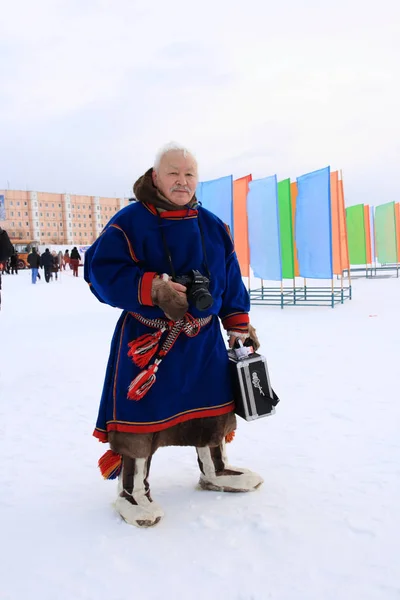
(109, 224, 139, 263)
(92, 403, 235, 439)
(139, 272, 157, 306)
(159, 209, 198, 219)
(222, 313, 250, 331)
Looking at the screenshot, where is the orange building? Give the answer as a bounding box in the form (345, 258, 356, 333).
(0, 190, 129, 245)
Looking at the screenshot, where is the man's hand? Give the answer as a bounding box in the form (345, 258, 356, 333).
(151, 276, 188, 321)
(228, 324, 260, 351)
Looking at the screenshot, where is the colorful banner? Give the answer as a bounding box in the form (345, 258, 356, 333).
(370, 205, 376, 262)
(290, 182, 300, 277)
(346, 204, 366, 265)
(364, 205, 372, 264)
(0, 194, 5, 221)
(338, 177, 350, 271)
(248, 175, 282, 281)
(296, 167, 333, 278)
(233, 175, 252, 277)
(375, 202, 397, 264)
(330, 171, 342, 275)
(395, 203, 400, 264)
(277, 179, 295, 279)
(196, 175, 233, 233)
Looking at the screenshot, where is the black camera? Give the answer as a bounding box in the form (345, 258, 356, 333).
(175, 269, 214, 311)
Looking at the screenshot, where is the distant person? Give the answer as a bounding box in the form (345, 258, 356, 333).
(70, 247, 81, 277)
(64, 250, 70, 270)
(40, 248, 53, 283)
(27, 248, 41, 284)
(51, 251, 60, 281)
(10, 252, 18, 275)
(0, 226, 13, 310)
(57, 250, 64, 271)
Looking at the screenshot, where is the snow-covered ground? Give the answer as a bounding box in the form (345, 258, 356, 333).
(1, 269, 399, 600)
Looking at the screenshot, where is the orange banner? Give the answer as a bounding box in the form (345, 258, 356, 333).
(338, 177, 350, 270)
(290, 181, 300, 277)
(395, 203, 400, 262)
(330, 171, 342, 275)
(233, 175, 252, 277)
(364, 205, 372, 264)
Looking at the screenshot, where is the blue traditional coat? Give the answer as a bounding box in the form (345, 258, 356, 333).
(85, 201, 250, 442)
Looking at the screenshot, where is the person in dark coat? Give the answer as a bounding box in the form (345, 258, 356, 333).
(51, 251, 59, 281)
(0, 227, 14, 309)
(10, 252, 19, 275)
(70, 247, 81, 277)
(27, 248, 41, 284)
(84, 143, 262, 528)
(40, 248, 53, 283)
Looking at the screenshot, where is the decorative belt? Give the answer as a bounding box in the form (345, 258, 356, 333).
(127, 312, 213, 401)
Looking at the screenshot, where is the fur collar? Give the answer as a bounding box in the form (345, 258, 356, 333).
(133, 168, 197, 212)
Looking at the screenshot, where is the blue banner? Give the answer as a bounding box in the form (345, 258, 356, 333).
(0, 195, 5, 221)
(196, 175, 233, 233)
(247, 175, 282, 281)
(296, 167, 333, 278)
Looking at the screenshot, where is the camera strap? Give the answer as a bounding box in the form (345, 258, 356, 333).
(158, 212, 211, 280)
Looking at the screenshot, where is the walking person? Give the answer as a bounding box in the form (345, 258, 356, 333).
(27, 248, 41, 284)
(10, 252, 19, 275)
(40, 248, 53, 283)
(64, 249, 70, 270)
(0, 227, 14, 310)
(70, 247, 81, 277)
(51, 251, 60, 281)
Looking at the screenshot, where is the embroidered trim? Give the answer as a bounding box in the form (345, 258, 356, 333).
(221, 313, 249, 331)
(110, 224, 139, 263)
(93, 402, 234, 439)
(138, 272, 157, 306)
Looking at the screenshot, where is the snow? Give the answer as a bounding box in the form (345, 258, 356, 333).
(1, 269, 399, 600)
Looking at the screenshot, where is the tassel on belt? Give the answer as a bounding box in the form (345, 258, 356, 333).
(127, 312, 213, 400)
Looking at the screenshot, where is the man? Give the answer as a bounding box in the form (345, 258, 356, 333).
(40, 248, 53, 283)
(85, 143, 262, 528)
(0, 227, 14, 310)
(27, 248, 41, 284)
(10, 251, 18, 275)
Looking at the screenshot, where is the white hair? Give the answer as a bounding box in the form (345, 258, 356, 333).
(153, 142, 197, 172)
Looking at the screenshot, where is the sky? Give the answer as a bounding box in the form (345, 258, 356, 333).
(0, 0, 399, 205)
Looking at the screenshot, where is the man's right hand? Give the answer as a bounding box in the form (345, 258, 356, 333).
(151, 276, 188, 321)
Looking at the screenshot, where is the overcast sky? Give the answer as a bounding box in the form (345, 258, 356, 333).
(0, 0, 398, 205)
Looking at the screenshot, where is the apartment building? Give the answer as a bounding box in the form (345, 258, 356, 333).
(0, 189, 129, 245)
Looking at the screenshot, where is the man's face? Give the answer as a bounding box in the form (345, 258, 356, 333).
(152, 150, 198, 206)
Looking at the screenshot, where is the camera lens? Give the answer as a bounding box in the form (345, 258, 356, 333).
(195, 291, 214, 311)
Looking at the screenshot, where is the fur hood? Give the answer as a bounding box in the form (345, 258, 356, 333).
(133, 168, 197, 211)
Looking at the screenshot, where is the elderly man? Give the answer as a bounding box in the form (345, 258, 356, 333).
(85, 143, 262, 527)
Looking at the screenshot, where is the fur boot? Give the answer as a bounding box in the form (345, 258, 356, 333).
(115, 455, 164, 527)
(196, 440, 263, 492)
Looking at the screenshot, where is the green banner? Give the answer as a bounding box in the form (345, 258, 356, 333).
(375, 202, 397, 264)
(278, 179, 295, 279)
(346, 205, 366, 265)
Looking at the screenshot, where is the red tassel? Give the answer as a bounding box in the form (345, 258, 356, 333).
(225, 430, 235, 444)
(127, 363, 159, 401)
(98, 450, 122, 480)
(127, 331, 162, 368)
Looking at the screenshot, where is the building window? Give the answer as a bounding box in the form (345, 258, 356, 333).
(17, 202, 20, 206)
(11, 211, 14, 217)
(41, 232, 45, 236)
(79, 232, 82, 237)
(68, 204, 70, 209)
(26, 222, 29, 226)
(11, 221, 14, 227)
(60, 222, 63, 227)
(45, 203, 48, 207)
(48, 233, 51, 237)
(84, 224, 86, 228)
(79, 224, 81, 228)
(24, 201, 28, 206)
(78, 205, 80, 209)
(52, 204, 54, 208)
(34, 202, 37, 207)
(41, 223, 43, 227)
(78, 214, 80, 219)
(10, 202, 13, 206)
(35, 212, 38, 217)
(36, 222, 39, 227)
(18, 212, 21, 217)
(19, 222, 22, 227)
(54, 223, 56, 228)
(58, 204, 61, 208)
